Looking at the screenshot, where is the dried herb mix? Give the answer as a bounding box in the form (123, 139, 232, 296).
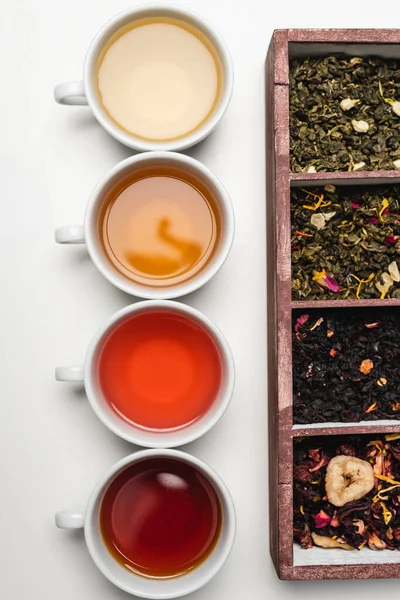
(290, 54, 400, 172)
(293, 310, 400, 424)
(294, 434, 400, 551)
(291, 185, 400, 300)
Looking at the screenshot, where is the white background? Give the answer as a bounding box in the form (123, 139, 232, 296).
(1, 0, 398, 598)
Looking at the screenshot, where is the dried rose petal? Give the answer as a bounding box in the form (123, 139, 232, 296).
(314, 510, 331, 528)
(312, 269, 341, 292)
(324, 273, 341, 293)
(384, 235, 399, 247)
(365, 322, 379, 329)
(352, 201, 360, 209)
(291, 245, 300, 251)
(369, 216, 379, 225)
(330, 349, 337, 357)
(295, 314, 309, 333)
(309, 452, 328, 472)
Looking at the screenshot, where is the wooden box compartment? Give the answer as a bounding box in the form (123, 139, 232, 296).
(266, 29, 400, 580)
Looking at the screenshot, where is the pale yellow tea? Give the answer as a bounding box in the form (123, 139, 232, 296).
(96, 17, 223, 141)
(98, 165, 222, 288)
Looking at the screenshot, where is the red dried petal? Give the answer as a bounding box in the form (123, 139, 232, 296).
(384, 235, 399, 247)
(369, 216, 379, 225)
(324, 273, 341, 293)
(314, 510, 331, 529)
(352, 201, 360, 209)
(295, 314, 309, 333)
(309, 452, 328, 472)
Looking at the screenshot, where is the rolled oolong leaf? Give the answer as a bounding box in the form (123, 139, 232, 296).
(290, 54, 400, 172)
(291, 184, 400, 299)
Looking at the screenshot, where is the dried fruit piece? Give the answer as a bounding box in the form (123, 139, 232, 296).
(325, 455, 374, 507)
(359, 359, 374, 375)
(311, 532, 354, 550)
(388, 261, 400, 283)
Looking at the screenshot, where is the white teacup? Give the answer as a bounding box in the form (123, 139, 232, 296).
(54, 4, 233, 152)
(55, 300, 235, 447)
(55, 448, 236, 598)
(55, 151, 234, 300)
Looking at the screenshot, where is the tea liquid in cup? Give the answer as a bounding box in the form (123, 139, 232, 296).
(55, 152, 235, 300)
(55, 449, 236, 598)
(55, 300, 235, 448)
(97, 17, 223, 142)
(99, 457, 222, 578)
(54, 5, 233, 151)
(98, 309, 223, 431)
(99, 163, 221, 289)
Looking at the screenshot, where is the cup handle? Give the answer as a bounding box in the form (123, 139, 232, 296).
(55, 366, 84, 383)
(55, 511, 85, 529)
(54, 81, 88, 106)
(55, 226, 85, 244)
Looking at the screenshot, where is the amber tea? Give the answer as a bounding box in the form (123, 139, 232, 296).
(290, 54, 400, 172)
(98, 164, 222, 288)
(291, 184, 400, 300)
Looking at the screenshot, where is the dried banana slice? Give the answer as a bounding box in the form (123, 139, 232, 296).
(311, 532, 354, 551)
(325, 455, 374, 507)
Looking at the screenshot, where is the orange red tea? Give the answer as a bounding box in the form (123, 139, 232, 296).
(98, 311, 222, 430)
(99, 457, 222, 578)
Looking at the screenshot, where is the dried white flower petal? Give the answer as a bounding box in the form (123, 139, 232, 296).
(323, 211, 336, 222)
(311, 532, 354, 551)
(325, 455, 374, 507)
(393, 159, 400, 169)
(324, 184, 336, 193)
(389, 261, 400, 282)
(306, 165, 317, 173)
(392, 101, 400, 117)
(340, 98, 358, 111)
(352, 119, 369, 133)
(310, 213, 326, 230)
(353, 161, 366, 171)
(349, 57, 362, 66)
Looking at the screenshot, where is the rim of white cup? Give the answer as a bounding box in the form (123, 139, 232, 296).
(84, 151, 235, 300)
(84, 300, 235, 447)
(84, 448, 236, 598)
(83, 3, 234, 151)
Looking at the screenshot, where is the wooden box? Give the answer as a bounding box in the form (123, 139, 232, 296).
(266, 29, 400, 580)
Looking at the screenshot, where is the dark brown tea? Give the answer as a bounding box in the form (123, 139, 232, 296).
(99, 458, 222, 578)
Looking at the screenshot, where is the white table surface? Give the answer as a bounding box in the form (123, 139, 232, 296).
(2, 0, 398, 597)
